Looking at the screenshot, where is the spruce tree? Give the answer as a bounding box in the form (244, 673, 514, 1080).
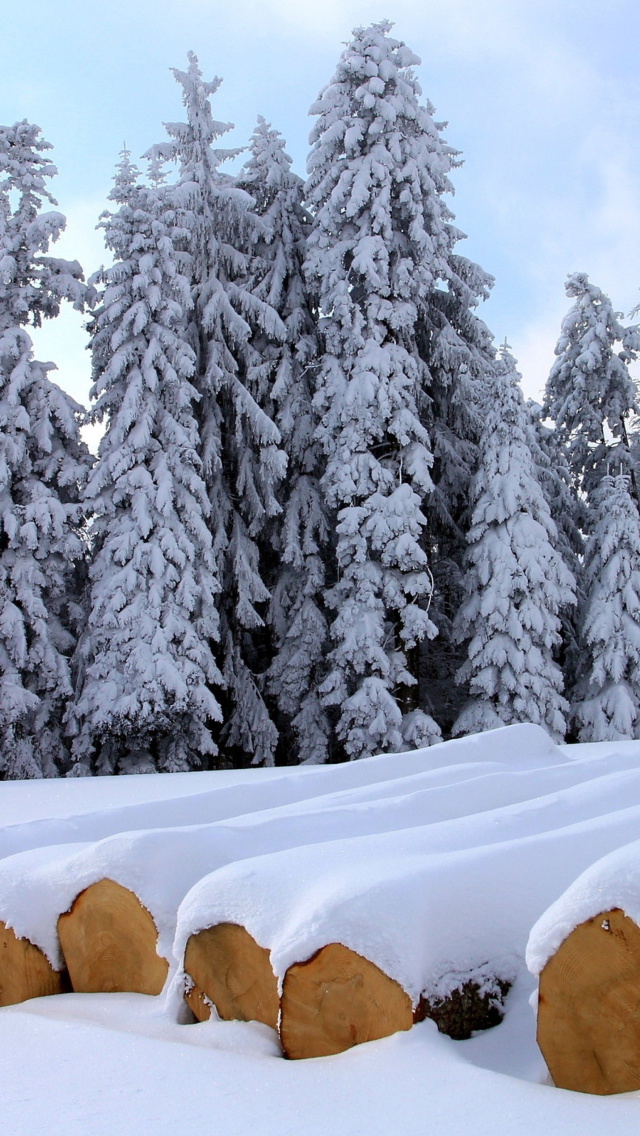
(305, 21, 445, 758)
(408, 64, 498, 734)
(238, 118, 332, 764)
(543, 273, 640, 498)
(452, 349, 575, 741)
(573, 474, 640, 741)
(525, 397, 586, 700)
(0, 121, 90, 778)
(68, 152, 222, 775)
(151, 56, 288, 766)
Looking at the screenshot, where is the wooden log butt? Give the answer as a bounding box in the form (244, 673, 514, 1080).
(0, 920, 67, 1006)
(183, 922, 279, 1030)
(538, 907, 640, 1094)
(280, 942, 413, 1060)
(57, 878, 168, 996)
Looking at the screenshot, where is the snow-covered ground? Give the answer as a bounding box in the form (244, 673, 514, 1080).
(3, 723, 640, 1135)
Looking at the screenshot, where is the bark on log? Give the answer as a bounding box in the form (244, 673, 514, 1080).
(537, 907, 640, 1094)
(280, 942, 413, 1060)
(183, 922, 279, 1030)
(415, 976, 511, 1041)
(0, 920, 68, 1006)
(57, 878, 169, 995)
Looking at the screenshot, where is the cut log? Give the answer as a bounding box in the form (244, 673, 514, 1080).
(57, 878, 169, 995)
(537, 907, 640, 1094)
(0, 920, 68, 1006)
(183, 922, 279, 1030)
(280, 942, 413, 1060)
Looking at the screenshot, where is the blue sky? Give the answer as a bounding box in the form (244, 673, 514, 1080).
(4, 0, 640, 421)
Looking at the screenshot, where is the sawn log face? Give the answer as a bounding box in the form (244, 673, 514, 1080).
(538, 907, 640, 1094)
(183, 922, 279, 1030)
(57, 878, 169, 995)
(280, 942, 414, 1060)
(0, 920, 67, 1006)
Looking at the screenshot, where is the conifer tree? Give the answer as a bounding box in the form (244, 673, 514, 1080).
(305, 21, 445, 758)
(525, 398, 586, 699)
(68, 152, 222, 775)
(238, 118, 332, 764)
(573, 474, 640, 741)
(407, 62, 498, 733)
(452, 349, 575, 740)
(0, 121, 90, 778)
(544, 273, 640, 498)
(151, 56, 288, 766)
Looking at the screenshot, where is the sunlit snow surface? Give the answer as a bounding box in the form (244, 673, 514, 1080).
(3, 722, 640, 1136)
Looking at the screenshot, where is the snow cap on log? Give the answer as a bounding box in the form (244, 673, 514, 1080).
(526, 836, 640, 976)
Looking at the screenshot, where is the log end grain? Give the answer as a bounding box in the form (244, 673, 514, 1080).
(280, 942, 414, 1060)
(183, 922, 279, 1030)
(0, 920, 68, 1006)
(538, 907, 640, 1094)
(57, 878, 168, 996)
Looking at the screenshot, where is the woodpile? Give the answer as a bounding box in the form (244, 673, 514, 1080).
(280, 942, 414, 1059)
(180, 924, 511, 1058)
(0, 871, 512, 1064)
(0, 920, 68, 1006)
(537, 907, 640, 1094)
(183, 922, 279, 1030)
(57, 878, 169, 995)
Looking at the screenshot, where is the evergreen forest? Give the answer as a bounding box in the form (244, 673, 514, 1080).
(2, 20, 640, 777)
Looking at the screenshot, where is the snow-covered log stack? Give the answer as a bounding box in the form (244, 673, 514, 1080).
(172, 831, 524, 1057)
(0, 725, 571, 1007)
(174, 763, 640, 1059)
(527, 839, 640, 1094)
(4, 725, 640, 1070)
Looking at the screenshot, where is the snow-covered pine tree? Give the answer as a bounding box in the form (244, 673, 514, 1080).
(452, 347, 575, 741)
(525, 397, 586, 700)
(150, 56, 288, 766)
(525, 399, 585, 576)
(0, 121, 90, 778)
(543, 273, 640, 499)
(573, 474, 640, 741)
(69, 151, 223, 775)
(405, 58, 498, 733)
(237, 117, 332, 765)
(305, 21, 445, 759)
